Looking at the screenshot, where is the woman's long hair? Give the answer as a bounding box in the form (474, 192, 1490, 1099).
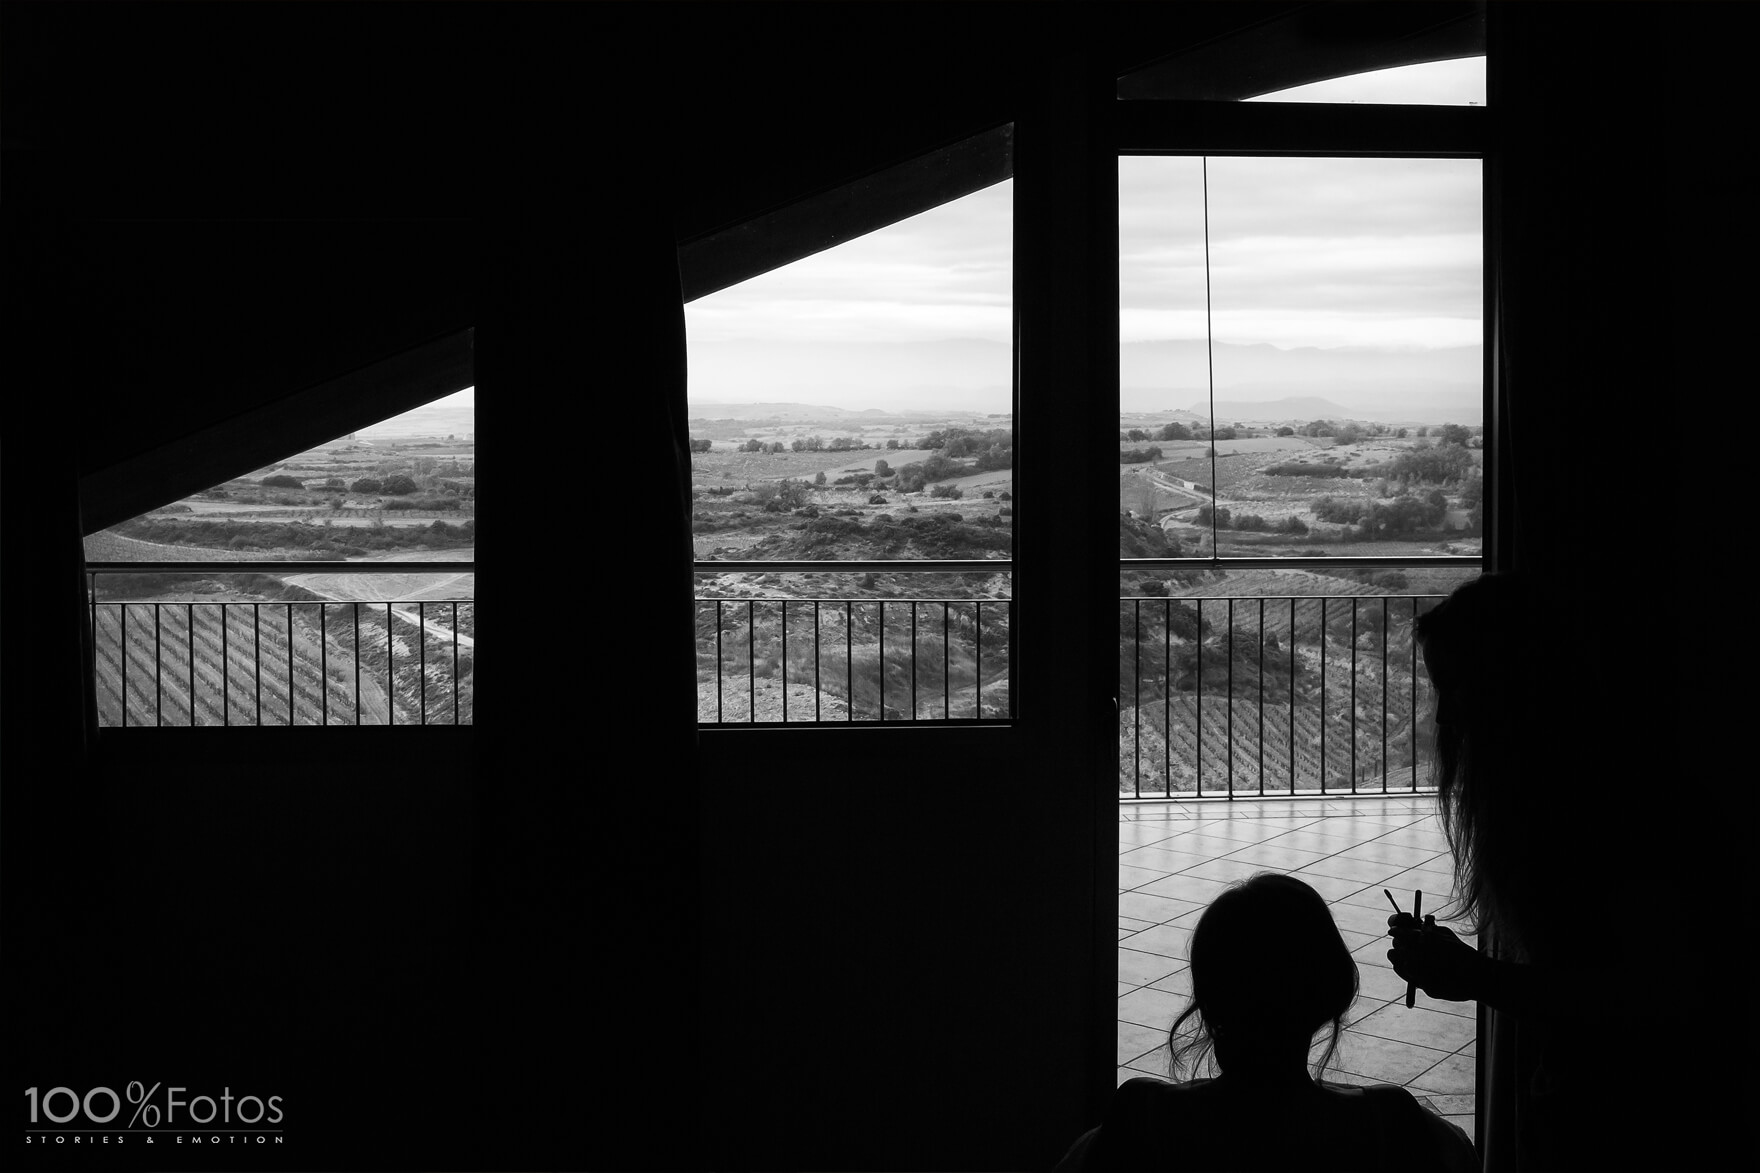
(1416, 573, 1579, 963)
(1165, 873, 1359, 1082)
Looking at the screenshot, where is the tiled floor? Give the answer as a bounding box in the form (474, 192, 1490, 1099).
(1117, 794, 1477, 1141)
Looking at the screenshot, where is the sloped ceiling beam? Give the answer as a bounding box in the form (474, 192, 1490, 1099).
(78, 329, 473, 536)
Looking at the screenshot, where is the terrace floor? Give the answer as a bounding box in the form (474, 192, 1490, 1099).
(1117, 793, 1477, 1142)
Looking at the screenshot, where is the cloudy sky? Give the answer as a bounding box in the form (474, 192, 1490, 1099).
(687, 58, 1483, 414)
(357, 387, 474, 438)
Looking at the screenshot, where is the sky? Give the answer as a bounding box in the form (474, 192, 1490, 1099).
(687, 58, 1484, 415)
(355, 387, 475, 438)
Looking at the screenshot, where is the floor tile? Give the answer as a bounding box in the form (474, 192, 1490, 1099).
(1352, 962, 1411, 1003)
(1119, 891, 1204, 926)
(1179, 856, 1274, 884)
(1351, 1003, 1477, 1053)
(1258, 829, 1354, 853)
(1146, 967, 1193, 998)
(1118, 822, 1182, 848)
(1119, 922, 1193, 960)
(1118, 947, 1183, 988)
(1335, 840, 1449, 868)
(1330, 1031, 1454, 1084)
(1328, 899, 1400, 938)
(1117, 1020, 1166, 1066)
(1160, 832, 1259, 857)
(1136, 872, 1236, 904)
(1408, 1051, 1476, 1095)
(1120, 863, 1170, 891)
(1297, 854, 1411, 885)
(1219, 841, 1331, 869)
(1287, 872, 1374, 903)
(1337, 927, 1382, 954)
(1125, 1043, 1173, 1078)
(1117, 985, 1187, 1030)
(1119, 845, 1211, 873)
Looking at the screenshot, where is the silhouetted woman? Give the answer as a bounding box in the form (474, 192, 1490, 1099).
(1060, 873, 1476, 1172)
(1388, 573, 1718, 1171)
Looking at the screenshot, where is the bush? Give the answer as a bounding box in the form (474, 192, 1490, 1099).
(381, 474, 418, 495)
(349, 477, 383, 493)
(261, 474, 304, 489)
(869, 495, 888, 505)
(929, 484, 964, 499)
(998, 507, 1013, 517)
(999, 491, 1012, 500)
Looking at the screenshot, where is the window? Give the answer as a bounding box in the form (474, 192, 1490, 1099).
(686, 132, 1014, 725)
(84, 367, 475, 727)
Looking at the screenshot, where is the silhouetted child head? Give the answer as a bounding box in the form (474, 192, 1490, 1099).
(1166, 873, 1358, 1083)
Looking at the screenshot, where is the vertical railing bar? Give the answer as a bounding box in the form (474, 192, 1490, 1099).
(1227, 597, 1234, 799)
(120, 602, 128, 728)
(1007, 597, 1016, 720)
(1134, 599, 1142, 800)
(943, 603, 950, 720)
(1319, 597, 1326, 795)
(254, 603, 261, 726)
(187, 602, 196, 727)
(881, 601, 887, 719)
(289, 603, 296, 727)
(974, 601, 981, 719)
(420, 602, 427, 726)
(1412, 597, 1419, 792)
(453, 601, 460, 727)
(154, 602, 162, 727)
(749, 599, 756, 726)
(845, 600, 853, 723)
(385, 603, 393, 727)
(1350, 598, 1357, 795)
(1196, 598, 1203, 797)
(1258, 598, 1265, 796)
(716, 601, 723, 725)
(1162, 599, 1171, 799)
(910, 601, 917, 721)
(222, 600, 229, 727)
(353, 602, 361, 726)
(781, 601, 789, 724)
(321, 604, 329, 726)
(814, 602, 821, 723)
(1289, 597, 1296, 792)
(1381, 598, 1389, 792)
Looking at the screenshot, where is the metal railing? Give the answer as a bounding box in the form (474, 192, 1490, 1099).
(695, 559, 1012, 726)
(1120, 592, 1446, 799)
(85, 561, 473, 727)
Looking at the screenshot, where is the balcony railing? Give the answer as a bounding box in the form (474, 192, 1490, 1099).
(695, 559, 1012, 726)
(1120, 592, 1445, 800)
(695, 559, 1452, 800)
(86, 561, 474, 727)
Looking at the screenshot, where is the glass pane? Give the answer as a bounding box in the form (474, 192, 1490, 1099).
(1120, 156, 1482, 559)
(85, 391, 475, 726)
(687, 169, 1013, 724)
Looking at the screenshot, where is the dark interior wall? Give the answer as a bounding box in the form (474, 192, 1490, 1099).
(4, 3, 1748, 1171)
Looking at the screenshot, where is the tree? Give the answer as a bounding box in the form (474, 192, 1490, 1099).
(813, 470, 827, 486)
(886, 438, 900, 450)
(1127, 428, 1150, 442)
(261, 474, 303, 489)
(1438, 423, 1472, 447)
(351, 477, 383, 494)
(1276, 426, 1295, 437)
(874, 459, 892, 477)
(1156, 421, 1193, 442)
(381, 474, 418, 495)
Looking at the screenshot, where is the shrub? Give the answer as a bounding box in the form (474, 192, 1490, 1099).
(349, 477, 383, 493)
(869, 495, 888, 505)
(929, 484, 964, 499)
(998, 507, 1013, 517)
(999, 490, 1012, 500)
(261, 474, 303, 489)
(792, 505, 820, 519)
(381, 474, 418, 495)
(982, 490, 994, 498)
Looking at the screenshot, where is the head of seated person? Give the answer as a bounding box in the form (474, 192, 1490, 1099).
(1167, 872, 1357, 1090)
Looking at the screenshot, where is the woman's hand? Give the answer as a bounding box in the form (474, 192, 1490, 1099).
(1386, 913, 1482, 1003)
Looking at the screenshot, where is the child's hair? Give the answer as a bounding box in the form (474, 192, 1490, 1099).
(1165, 873, 1358, 1081)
